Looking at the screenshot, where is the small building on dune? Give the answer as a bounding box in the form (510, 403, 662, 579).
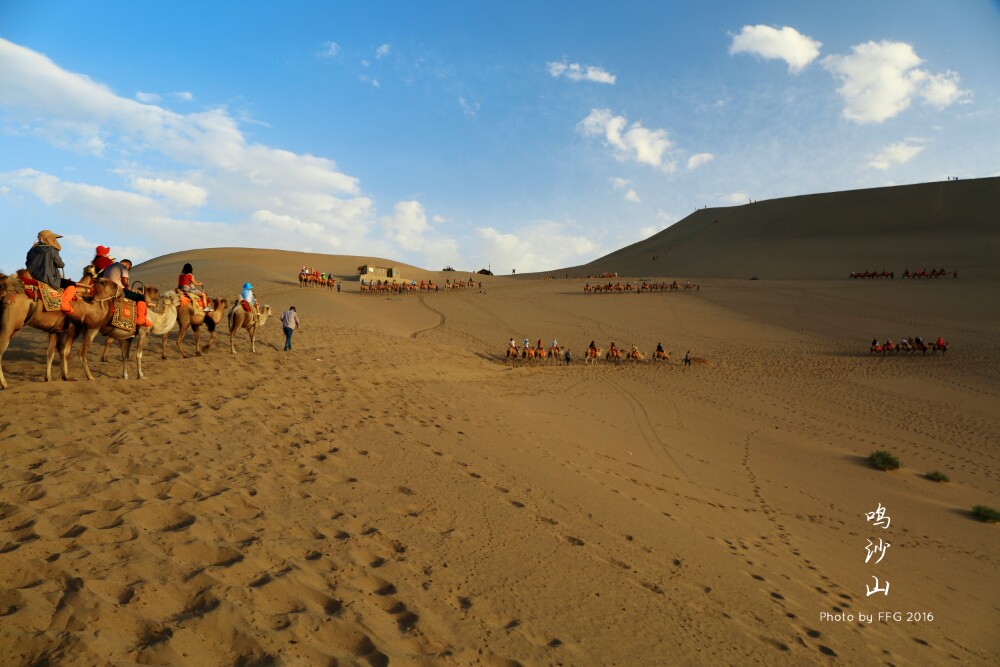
(357, 264, 403, 282)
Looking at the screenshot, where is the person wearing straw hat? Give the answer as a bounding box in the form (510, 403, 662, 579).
(26, 230, 80, 314)
(25, 230, 65, 290)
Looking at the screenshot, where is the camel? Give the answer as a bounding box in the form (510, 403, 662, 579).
(175, 295, 228, 357)
(606, 347, 622, 364)
(67, 277, 153, 381)
(546, 346, 561, 364)
(505, 346, 520, 368)
(626, 347, 645, 363)
(584, 347, 603, 365)
(228, 302, 271, 354)
(652, 349, 671, 363)
(101, 288, 181, 361)
(0, 268, 98, 390)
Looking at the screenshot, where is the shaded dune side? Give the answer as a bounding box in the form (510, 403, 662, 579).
(567, 177, 1000, 280)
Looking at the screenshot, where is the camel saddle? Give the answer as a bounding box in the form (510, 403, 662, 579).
(110, 296, 138, 331)
(23, 278, 64, 312)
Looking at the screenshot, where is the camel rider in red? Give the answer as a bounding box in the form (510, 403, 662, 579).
(92, 245, 115, 274)
(102, 259, 150, 326)
(25, 230, 78, 314)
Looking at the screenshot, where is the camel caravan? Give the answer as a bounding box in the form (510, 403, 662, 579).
(298, 267, 338, 290)
(359, 279, 440, 295)
(583, 280, 699, 293)
(870, 336, 949, 355)
(0, 233, 271, 390)
(505, 339, 672, 368)
(358, 277, 481, 295)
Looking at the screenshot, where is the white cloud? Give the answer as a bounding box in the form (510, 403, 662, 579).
(639, 225, 659, 238)
(477, 222, 599, 273)
(130, 176, 209, 207)
(318, 40, 340, 58)
(729, 25, 821, 73)
(137, 91, 192, 104)
(0, 38, 393, 263)
(721, 191, 749, 204)
(380, 200, 458, 267)
(624, 189, 640, 203)
(459, 97, 480, 116)
(375, 43, 391, 59)
(868, 140, 925, 170)
(821, 40, 969, 123)
(610, 177, 629, 189)
(687, 153, 714, 170)
(547, 60, 616, 84)
(578, 109, 675, 172)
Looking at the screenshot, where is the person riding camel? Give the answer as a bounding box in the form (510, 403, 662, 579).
(178, 263, 212, 311)
(241, 282, 259, 318)
(101, 258, 149, 326)
(656, 342, 664, 353)
(609, 342, 619, 358)
(509, 338, 516, 349)
(25, 229, 78, 314)
(92, 245, 115, 274)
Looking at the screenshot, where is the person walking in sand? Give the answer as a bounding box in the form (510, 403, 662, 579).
(280, 306, 300, 351)
(684, 351, 691, 366)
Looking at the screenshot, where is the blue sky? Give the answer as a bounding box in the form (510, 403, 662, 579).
(2, 1, 998, 275)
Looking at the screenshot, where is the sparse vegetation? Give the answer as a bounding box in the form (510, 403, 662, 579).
(868, 450, 901, 471)
(971, 505, 1000, 523)
(925, 470, 949, 483)
(442, 266, 456, 272)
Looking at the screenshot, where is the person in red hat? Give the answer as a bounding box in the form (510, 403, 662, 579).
(91, 245, 115, 274)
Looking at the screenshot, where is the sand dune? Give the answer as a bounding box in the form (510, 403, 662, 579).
(568, 176, 1000, 279)
(2, 184, 999, 664)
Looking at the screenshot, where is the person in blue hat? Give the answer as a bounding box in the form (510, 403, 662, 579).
(240, 282, 258, 314)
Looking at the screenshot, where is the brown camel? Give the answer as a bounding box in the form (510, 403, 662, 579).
(652, 349, 671, 363)
(175, 295, 228, 357)
(71, 278, 154, 381)
(101, 288, 181, 362)
(505, 346, 520, 368)
(0, 269, 96, 390)
(626, 347, 645, 363)
(228, 302, 271, 354)
(584, 347, 603, 365)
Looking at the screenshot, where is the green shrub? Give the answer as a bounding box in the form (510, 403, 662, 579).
(868, 450, 901, 471)
(925, 471, 949, 482)
(972, 505, 1000, 523)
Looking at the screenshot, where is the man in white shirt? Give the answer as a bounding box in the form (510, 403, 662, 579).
(280, 306, 301, 351)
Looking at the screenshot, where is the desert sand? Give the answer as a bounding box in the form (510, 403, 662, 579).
(1, 178, 999, 665)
